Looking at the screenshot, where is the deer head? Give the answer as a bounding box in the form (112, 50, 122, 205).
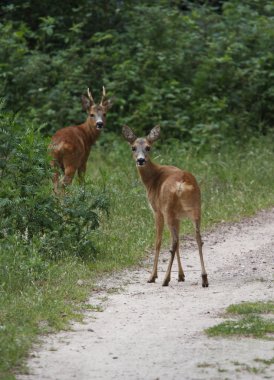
(122, 125, 161, 166)
(81, 86, 113, 130)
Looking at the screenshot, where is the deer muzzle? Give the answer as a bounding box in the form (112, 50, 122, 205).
(96, 121, 104, 130)
(137, 157, 146, 166)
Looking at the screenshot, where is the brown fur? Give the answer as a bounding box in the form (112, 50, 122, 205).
(50, 89, 112, 193)
(122, 125, 209, 287)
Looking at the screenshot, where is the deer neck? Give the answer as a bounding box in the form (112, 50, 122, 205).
(81, 119, 101, 146)
(137, 160, 161, 192)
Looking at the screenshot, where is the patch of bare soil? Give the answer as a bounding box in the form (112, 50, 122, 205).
(18, 209, 274, 380)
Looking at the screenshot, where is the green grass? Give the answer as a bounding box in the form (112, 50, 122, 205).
(232, 358, 274, 375)
(0, 260, 93, 379)
(254, 357, 274, 366)
(206, 301, 274, 339)
(1, 135, 274, 379)
(206, 315, 274, 339)
(227, 301, 274, 315)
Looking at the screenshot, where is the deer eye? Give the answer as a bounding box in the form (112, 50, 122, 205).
(145, 146, 151, 151)
(90, 114, 95, 118)
(103, 113, 106, 117)
(132, 146, 137, 152)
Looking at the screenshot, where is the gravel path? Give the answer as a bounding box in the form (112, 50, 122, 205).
(18, 209, 274, 380)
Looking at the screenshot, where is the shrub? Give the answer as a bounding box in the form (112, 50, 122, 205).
(0, 105, 109, 275)
(1, 0, 274, 146)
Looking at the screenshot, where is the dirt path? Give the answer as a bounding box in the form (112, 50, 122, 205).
(19, 209, 274, 380)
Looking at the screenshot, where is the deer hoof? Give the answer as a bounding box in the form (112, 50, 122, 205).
(178, 274, 185, 282)
(202, 274, 209, 287)
(147, 276, 156, 283)
(162, 278, 170, 287)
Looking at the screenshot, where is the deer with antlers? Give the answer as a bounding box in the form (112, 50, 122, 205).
(122, 125, 209, 287)
(50, 87, 112, 193)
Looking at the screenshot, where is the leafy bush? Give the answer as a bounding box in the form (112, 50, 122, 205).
(0, 105, 109, 273)
(1, 0, 274, 146)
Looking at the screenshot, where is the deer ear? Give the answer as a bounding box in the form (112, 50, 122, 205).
(102, 98, 113, 111)
(122, 125, 137, 144)
(147, 125, 161, 143)
(81, 95, 91, 111)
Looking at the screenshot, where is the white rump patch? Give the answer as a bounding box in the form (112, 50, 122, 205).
(175, 181, 193, 195)
(49, 141, 65, 152)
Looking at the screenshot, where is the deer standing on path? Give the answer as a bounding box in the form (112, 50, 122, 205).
(50, 87, 112, 193)
(122, 125, 209, 287)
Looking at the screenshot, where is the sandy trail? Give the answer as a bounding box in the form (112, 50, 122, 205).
(19, 209, 274, 380)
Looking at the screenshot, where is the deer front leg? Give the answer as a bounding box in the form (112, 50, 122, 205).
(51, 160, 62, 195)
(162, 220, 179, 286)
(148, 213, 164, 283)
(52, 171, 60, 195)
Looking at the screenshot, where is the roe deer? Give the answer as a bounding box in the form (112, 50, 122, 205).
(122, 125, 209, 287)
(50, 87, 112, 193)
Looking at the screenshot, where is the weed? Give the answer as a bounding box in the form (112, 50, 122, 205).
(227, 301, 274, 315)
(85, 305, 104, 312)
(254, 357, 274, 366)
(243, 365, 265, 374)
(217, 368, 227, 372)
(206, 300, 274, 339)
(197, 362, 213, 368)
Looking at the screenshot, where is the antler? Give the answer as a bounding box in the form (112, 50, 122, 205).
(87, 88, 95, 104)
(100, 86, 106, 106)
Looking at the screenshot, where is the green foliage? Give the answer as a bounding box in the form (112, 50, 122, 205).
(1, 0, 274, 145)
(0, 105, 109, 267)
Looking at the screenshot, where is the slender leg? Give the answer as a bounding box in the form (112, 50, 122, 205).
(148, 213, 164, 283)
(62, 166, 76, 191)
(162, 219, 179, 286)
(53, 171, 59, 194)
(51, 160, 61, 195)
(194, 220, 209, 287)
(174, 221, 185, 281)
(78, 163, 86, 185)
(176, 245, 185, 282)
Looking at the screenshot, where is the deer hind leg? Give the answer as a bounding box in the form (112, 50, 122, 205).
(162, 219, 179, 287)
(176, 244, 185, 282)
(78, 163, 87, 185)
(148, 213, 164, 283)
(62, 165, 76, 191)
(194, 220, 209, 287)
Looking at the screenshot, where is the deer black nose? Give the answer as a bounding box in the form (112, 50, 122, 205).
(137, 158, 146, 166)
(96, 121, 104, 129)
